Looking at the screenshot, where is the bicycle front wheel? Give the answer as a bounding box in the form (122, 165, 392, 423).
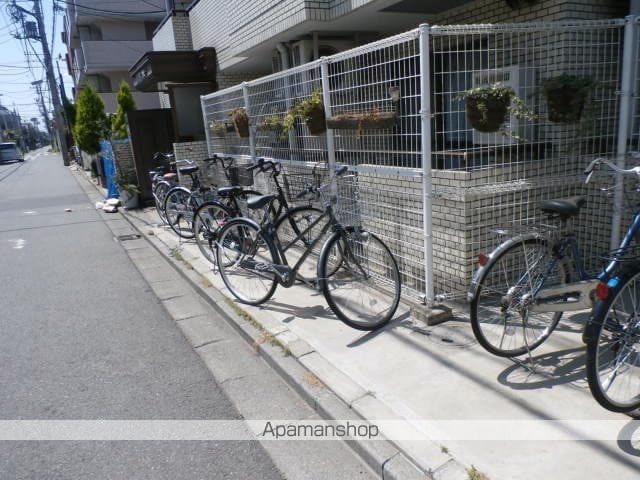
(193, 201, 233, 265)
(470, 238, 566, 357)
(216, 218, 279, 305)
(164, 186, 194, 239)
(586, 270, 640, 412)
(318, 230, 401, 331)
(153, 181, 171, 224)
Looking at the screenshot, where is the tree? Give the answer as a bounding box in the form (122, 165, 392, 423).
(73, 85, 107, 154)
(111, 81, 136, 139)
(62, 96, 76, 134)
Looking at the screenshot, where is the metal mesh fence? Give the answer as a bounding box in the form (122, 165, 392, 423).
(430, 20, 624, 298)
(201, 18, 635, 305)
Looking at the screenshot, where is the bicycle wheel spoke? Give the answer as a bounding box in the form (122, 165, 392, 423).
(217, 219, 278, 305)
(319, 232, 401, 331)
(588, 271, 640, 411)
(470, 238, 564, 357)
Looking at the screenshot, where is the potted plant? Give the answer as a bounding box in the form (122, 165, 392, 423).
(257, 114, 285, 135)
(229, 107, 250, 138)
(541, 74, 594, 124)
(460, 83, 532, 133)
(326, 109, 397, 134)
(209, 120, 235, 135)
(283, 89, 326, 135)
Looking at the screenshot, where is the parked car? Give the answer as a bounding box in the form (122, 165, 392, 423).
(0, 142, 24, 163)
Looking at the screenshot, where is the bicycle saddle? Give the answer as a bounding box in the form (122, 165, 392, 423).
(179, 165, 199, 175)
(539, 196, 585, 218)
(247, 194, 276, 210)
(217, 186, 243, 197)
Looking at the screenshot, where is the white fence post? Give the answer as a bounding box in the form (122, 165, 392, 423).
(611, 16, 639, 249)
(242, 82, 256, 161)
(320, 58, 337, 174)
(419, 23, 434, 307)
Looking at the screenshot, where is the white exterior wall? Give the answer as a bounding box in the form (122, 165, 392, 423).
(97, 21, 148, 41)
(153, 19, 176, 50)
(189, 0, 309, 68)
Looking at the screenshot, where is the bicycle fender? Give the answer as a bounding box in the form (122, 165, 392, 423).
(317, 230, 343, 279)
(581, 275, 624, 344)
(466, 231, 546, 304)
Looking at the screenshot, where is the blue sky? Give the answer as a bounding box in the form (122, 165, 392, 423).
(0, 0, 74, 129)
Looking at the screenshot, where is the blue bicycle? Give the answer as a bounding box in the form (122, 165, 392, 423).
(468, 157, 640, 412)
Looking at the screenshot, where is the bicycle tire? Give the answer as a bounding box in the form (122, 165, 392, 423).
(216, 217, 279, 305)
(274, 206, 326, 280)
(153, 181, 171, 224)
(586, 269, 640, 412)
(193, 200, 234, 265)
(163, 186, 195, 239)
(318, 230, 401, 331)
(470, 237, 567, 357)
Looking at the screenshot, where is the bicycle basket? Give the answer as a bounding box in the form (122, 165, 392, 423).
(205, 160, 227, 187)
(227, 162, 254, 187)
(318, 175, 361, 228)
(601, 244, 640, 264)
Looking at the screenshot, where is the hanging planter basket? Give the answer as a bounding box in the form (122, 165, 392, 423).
(230, 108, 250, 138)
(542, 75, 593, 124)
(465, 96, 511, 133)
(304, 104, 327, 135)
(326, 111, 397, 131)
(257, 115, 284, 136)
(209, 121, 235, 136)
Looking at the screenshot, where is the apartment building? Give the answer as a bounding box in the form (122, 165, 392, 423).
(62, 0, 167, 113)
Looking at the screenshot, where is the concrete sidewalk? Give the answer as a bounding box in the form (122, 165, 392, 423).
(78, 170, 640, 479)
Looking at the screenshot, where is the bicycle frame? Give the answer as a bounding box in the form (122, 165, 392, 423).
(255, 204, 334, 288)
(478, 208, 640, 315)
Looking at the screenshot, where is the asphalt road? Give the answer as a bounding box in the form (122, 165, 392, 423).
(0, 150, 285, 479)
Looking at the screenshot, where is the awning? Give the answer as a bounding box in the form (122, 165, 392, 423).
(129, 47, 217, 92)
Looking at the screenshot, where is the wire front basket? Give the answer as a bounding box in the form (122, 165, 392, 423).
(203, 160, 227, 187)
(227, 162, 254, 187)
(318, 174, 361, 228)
(282, 165, 326, 203)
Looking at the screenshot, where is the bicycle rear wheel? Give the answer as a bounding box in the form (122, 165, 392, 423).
(470, 238, 566, 357)
(318, 230, 400, 330)
(164, 186, 194, 239)
(193, 201, 233, 265)
(153, 181, 171, 224)
(586, 270, 640, 412)
(216, 218, 279, 305)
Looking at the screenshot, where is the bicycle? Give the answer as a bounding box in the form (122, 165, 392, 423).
(192, 155, 269, 263)
(163, 157, 222, 238)
(215, 166, 402, 331)
(468, 156, 640, 412)
(148, 152, 179, 224)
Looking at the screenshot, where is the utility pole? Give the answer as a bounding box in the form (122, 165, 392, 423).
(10, 0, 70, 165)
(31, 80, 51, 139)
(32, 0, 69, 165)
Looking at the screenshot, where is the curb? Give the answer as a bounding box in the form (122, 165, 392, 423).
(71, 167, 469, 480)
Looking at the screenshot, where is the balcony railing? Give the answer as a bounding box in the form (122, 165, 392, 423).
(80, 40, 153, 73)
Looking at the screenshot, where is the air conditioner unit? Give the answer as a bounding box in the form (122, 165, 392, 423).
(471, 66, 534, 145)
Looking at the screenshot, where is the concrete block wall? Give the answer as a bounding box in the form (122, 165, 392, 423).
(111, 139, 138, 183)
(173, 140, 209, 184)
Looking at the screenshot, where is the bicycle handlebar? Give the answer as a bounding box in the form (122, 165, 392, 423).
(584, 157, 640, 184)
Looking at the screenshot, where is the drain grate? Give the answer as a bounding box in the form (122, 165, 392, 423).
(116, 234, 142, 241)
